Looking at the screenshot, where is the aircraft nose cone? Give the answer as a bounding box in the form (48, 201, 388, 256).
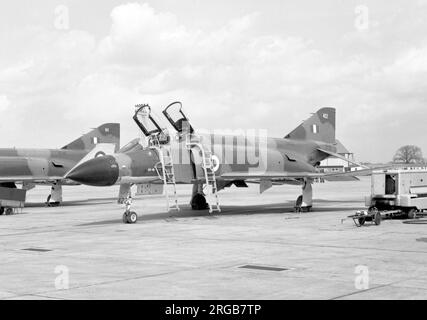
(66, 155, 119, 187)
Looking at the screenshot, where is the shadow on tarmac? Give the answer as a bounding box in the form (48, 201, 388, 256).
(75, 199, 363, 227)
(25, 197, 118, 208)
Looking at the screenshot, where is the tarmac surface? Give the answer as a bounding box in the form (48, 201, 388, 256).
(0, 177, 426, 300)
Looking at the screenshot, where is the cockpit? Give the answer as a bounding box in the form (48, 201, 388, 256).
(133, 102, 195, 147)
(119, 138, 143, 153)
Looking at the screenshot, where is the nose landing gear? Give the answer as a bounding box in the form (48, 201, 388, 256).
(122, 194, 138, 224)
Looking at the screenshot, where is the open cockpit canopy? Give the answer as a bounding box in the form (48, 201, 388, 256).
(133, 104, 170, 145)
(162, 101, 194, 135)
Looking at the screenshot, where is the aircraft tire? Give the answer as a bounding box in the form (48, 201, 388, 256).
(128, 211, 138, 224)
(123, 211, 138, 224)
(191, 194, 209, 210)
(0, 207, 4, 215)
(5, 208, 13, 215)
(295, 195, 303, 212)
(46, 195, 52, 207)
(407, 209, 417, 220)
(374, 212, 382, 225)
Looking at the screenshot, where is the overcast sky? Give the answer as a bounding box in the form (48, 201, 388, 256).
(0, 0, 426, 162)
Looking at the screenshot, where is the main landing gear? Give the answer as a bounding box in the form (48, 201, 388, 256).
(295, 179, 313, 213)
(0, 207, 14, 215)
(191, 193, 209, 210)
(45, 195, 60, 207)
(190, 184, 209, 210)
(45, 183, 62, 207)
(0, 183, 21, 215)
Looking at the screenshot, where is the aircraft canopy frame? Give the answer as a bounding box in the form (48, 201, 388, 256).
(133, 104, 170, 145)
(162, 101, 194, 135)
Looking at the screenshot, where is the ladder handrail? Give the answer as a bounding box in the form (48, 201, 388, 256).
(150, 142, 180, 212)
(185, 133, 221, 213)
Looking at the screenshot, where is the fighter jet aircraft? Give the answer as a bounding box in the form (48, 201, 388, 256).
(66, 102, 369, 224)
(0, 123, 120, 214)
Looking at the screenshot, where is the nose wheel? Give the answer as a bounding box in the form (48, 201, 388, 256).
(122, 194, 138, 224)
(123, 211, 138, 224)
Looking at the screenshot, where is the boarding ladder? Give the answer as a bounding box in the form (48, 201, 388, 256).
(149, 136, 180, 212)
(185, 134, 221, 214)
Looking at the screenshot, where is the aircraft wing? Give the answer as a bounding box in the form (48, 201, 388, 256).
(219, 167, 382, 182)
(0, 176, 64, 183)
(220, 172, 325, 179)
(220, 172, 357, 181)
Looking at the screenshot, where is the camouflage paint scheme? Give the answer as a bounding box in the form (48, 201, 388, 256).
(0, 123, 120, 190)
(66, 108, 348, 190)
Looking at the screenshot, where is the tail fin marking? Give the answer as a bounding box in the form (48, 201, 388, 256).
(61, 123, 120, 152)
(285, 108, 336, 144)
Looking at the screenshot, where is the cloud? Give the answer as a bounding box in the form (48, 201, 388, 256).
(0, 95, 10, 112)
(93, 3, 322, 127)
(1, 2, 427, 161)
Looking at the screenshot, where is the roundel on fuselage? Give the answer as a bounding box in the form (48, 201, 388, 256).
(211, 155, 220, 172)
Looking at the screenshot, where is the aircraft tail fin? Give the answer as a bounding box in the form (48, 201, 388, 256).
(61, 123, 120, 152)
(285, 108, 336, 144)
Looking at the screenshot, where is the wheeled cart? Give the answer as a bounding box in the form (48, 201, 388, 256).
(0, 187, 26, 215)
(348, 207, 382, 227)
(365, 169, 427, 219)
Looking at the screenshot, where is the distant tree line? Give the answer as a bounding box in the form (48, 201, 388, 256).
(393, 145, 425, 164)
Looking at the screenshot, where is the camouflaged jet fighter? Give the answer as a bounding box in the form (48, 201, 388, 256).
(0, 123, 120, 213)
(66, 102, 369, 224)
